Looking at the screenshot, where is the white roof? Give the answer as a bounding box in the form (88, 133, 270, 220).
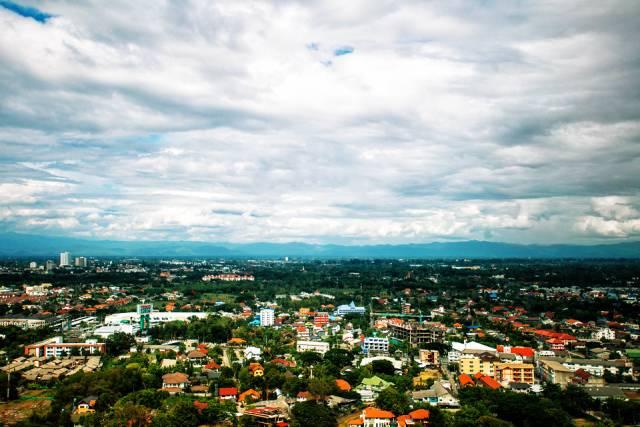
(451, 341, 496, 352)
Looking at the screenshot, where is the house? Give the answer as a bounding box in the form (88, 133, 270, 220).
(74, 396, 98, 415)
(239, 389, 261, 405)
(476, 374, 501, 390)
(397, 408, 430, 427)
(161, 372, 190, 394)
(248, 362, 265, 376)
(191, 385, 210, 397)
(349, 407, 395, 427)
(218, 387, 238, 401)
(297, 391, 312, 402)
(411, 382, 459, 407)
(204, 360, 221, 371)
(187, 350, 208, 367)
(458, 374, 475, 388)
(244, 346, 262, 360)
(355, 376, 393, 402)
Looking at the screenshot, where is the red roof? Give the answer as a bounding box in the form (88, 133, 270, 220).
(478, 375, 501, 390)
(219, 387, 238, 397)
(459, 374, 474, 386)
(336, 379, 352, 391)
(408, 408, 430, 420)
(363, 407, 395, 419)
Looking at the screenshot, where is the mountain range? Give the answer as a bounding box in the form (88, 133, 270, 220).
(0, 232, 639, 258)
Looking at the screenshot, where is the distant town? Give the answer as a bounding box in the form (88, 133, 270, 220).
(0, 254, 637, 426)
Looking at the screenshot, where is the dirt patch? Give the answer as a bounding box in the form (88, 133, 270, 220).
(0, 390, 53, 425)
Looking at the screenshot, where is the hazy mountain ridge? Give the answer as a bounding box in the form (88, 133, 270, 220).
(1, 232, 639, 258)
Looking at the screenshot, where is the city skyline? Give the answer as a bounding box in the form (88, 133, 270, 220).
(1, 1, 640, 245)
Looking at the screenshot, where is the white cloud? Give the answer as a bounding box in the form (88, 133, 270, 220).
(0, 1, 639, 244)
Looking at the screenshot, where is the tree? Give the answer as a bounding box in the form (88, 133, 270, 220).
(298, 351, 323, 367)
(375, 386, 411, 416)
(106, 332, 136, 356)
(309, 376, 337, 400)
(290, 401, 337, 427)
(323, 349, 353, 369)
(370, 359, 395, 376)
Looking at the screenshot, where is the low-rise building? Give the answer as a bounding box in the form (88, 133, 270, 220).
(296, 340, 330, 355)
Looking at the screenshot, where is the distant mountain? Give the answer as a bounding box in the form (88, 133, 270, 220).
(0, 232, 639, 258)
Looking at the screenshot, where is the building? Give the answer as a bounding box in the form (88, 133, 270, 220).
(104, 310, 207, 328)
(45, 260, 56, 271)
(418, 349, 440, 366)
(592, 328, 615, 341)
(411, 382, 459, 407)
(74, 257, 87, 267)
(259, 308, 275, 327)
(335, 301, 366, 316)
(161, 372, 190, 393)
(459, 353, 498, 377)
(244, 346, 262, 360)
(388, 319, 446, 347)
(23, 283, 52, 296)
(494, 362, 535, 385)
(202, 274, 255, 282)
(314, 312, 330, 327)
(538, 359, 573, 387)
(351, 407, 395, 427)
(218, 387, 238, 401)
(0, 315, 49, 329)
(355, 376, 394, 402)
(401, 302, 411, 314)
(59, 251, 70, 267)
(363, 337, 389, 355)
(296, 340, 330, 355)
(24, 336, 106, 358)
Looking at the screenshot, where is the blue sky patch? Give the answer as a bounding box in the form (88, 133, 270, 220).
(0, 0, 53, 23)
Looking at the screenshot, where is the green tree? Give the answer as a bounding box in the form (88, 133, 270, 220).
(374, 386, 411, 416)
(290, 401, 337, 427)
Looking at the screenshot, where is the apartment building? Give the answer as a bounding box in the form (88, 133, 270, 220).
(24, 336, 106, 358)
(363, 337, 389, 355)
(459, 352, 498, 377)
(494, 362, 535, 385)
(388, 319, 446, 347)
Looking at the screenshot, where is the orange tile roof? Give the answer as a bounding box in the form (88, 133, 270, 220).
(363, 407, 395, 419)
(335, 379, 352, 391)
(408, 408, 430, 420)
(459, 374, 474, 386)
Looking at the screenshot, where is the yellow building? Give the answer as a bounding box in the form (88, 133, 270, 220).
(494, 362, 535, 385)
(459, 353, 498, 377)
(412, 369, 441, 387)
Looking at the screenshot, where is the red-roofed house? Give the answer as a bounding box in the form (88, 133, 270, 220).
(358, 407, 396, 427)
(218, 387, 238, 401)
(477, 375, 501, 390)
(459, 374, 474, 388)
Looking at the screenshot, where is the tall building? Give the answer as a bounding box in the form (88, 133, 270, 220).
(59, 251, 70, 267)
(259, 308, 275, 327)
(74, 256, 87, 267)
(45, 260, 56, 271)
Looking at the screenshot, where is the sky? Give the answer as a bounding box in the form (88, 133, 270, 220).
(1, 1, 640, 245)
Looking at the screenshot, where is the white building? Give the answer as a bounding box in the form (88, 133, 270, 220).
(59, 252, 70, 267)
(448, 341, 496, 363)
(363, 337, 389, 354)
(335, 301, 366, 316)
(104, 311, 207, 327)
(93, 324, 137, 338)
(244, 346, 262, 360)
(259, 308, 275, 327)
(296, 340, 330, 355)
(592, 328, 615, 341)
(29, 261, 37, 269)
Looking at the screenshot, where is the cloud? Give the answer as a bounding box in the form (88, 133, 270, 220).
(0, 0, 52, 22)
(0, 1, 639, 244)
